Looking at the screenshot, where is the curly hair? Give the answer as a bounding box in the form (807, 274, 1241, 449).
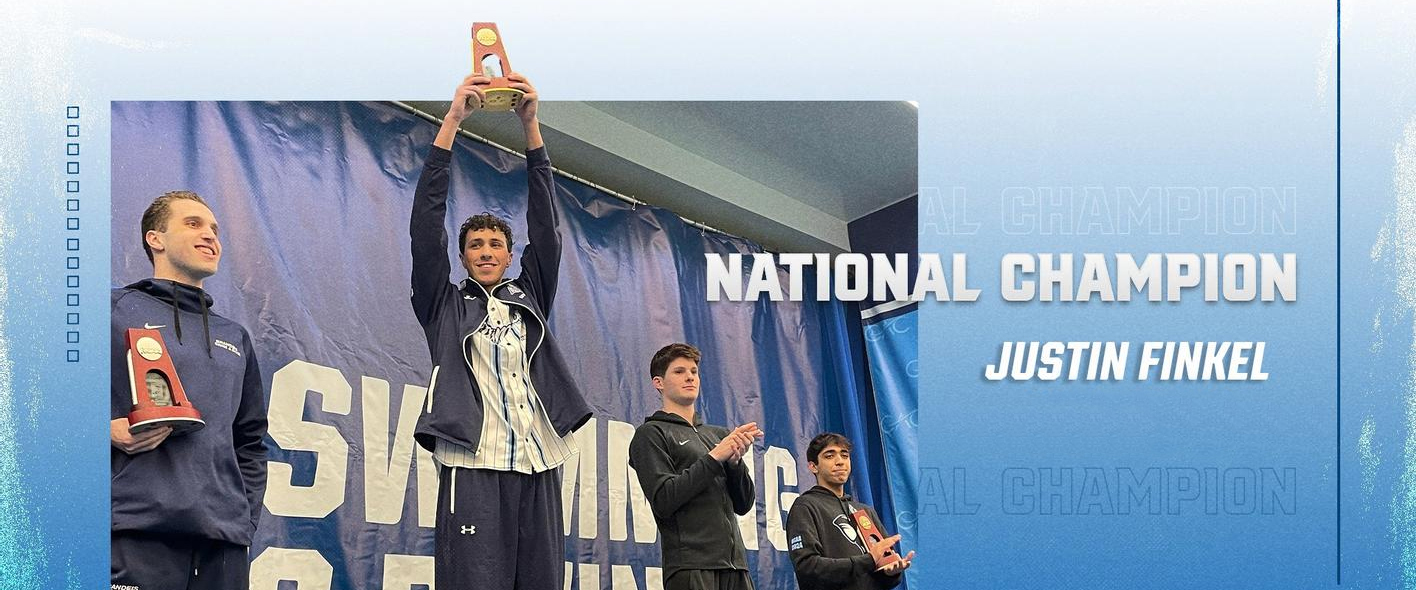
(458, 213, 514, 251)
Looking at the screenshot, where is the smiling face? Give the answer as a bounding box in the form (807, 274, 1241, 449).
(810, 443, 852, 490)
(460, 228, 513, 287)
(653, 357, 700, 409)
(146, 197, 221, 287)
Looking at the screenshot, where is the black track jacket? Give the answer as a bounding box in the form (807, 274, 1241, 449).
(629, 410, 755, 580)
(786, 485, 903, 590)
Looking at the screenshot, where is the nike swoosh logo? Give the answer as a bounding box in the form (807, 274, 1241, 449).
(144, 323, 166, 329)
(678, 440, 690, 446)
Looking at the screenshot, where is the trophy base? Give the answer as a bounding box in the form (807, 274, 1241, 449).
(481, 87, 524, 112)
(129, 406, 206, 436)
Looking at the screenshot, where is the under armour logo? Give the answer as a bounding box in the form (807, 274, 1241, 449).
(461, 525, 477, 535)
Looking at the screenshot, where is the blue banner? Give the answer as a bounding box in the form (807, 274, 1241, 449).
(110, 101, 875, 590)
(861, 307, 918, 590)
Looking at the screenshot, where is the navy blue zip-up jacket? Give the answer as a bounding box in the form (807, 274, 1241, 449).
(410, 144, 592, 456)
(110, 279, 268, 546)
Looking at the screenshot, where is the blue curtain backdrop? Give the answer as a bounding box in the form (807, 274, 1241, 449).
(110, 101, 897, 590)
(848, 197, 920, 590)
(860, 307, 918, 590)
(818, 299, 895, 522)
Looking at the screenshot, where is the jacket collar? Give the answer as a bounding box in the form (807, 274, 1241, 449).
(460, 277, 523, 299)
(804, 484, 853, 502)
(127, 278, 214, 312)
(460, 277, 491, 299)
(125, 278, 216, 357)
(645, 409, 704, 427)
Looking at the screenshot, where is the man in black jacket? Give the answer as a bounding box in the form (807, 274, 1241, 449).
(786, 433, 915, 590)
(629, 343, 764, 590)
(410, 73, 592, 590)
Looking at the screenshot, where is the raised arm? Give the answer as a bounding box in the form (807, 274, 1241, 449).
(505, 73, 562, 310)
(410, 76, 487, 325)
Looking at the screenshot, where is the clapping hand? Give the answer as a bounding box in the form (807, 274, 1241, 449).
(709, 422, 763, 464)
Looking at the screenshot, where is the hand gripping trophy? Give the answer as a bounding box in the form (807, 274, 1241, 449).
(469, 22, 524, 111)
(852, 508, 904, 571)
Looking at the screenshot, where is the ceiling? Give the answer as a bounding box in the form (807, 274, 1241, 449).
(398, 100, 917, 253)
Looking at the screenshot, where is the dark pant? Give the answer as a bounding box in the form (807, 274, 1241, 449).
(665, 569, 756, 590)
(111, 531, 248, 590)
(435, 465, 563, 590)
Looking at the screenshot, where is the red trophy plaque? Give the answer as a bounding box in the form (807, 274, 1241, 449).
(851, 508, 902, 570)
(470, 22, 523, 112)
(126, 328, 205, 435)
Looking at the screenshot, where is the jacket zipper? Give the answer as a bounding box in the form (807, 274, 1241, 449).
(490, 279, 547, 359)
(459, 332, 481, 454)
(456, 280, 551, 455)
(463, 278, 548, 360)
(425, 365, 440, 412)
(489, 292, 557, 434)
(687, 421, 740, 538)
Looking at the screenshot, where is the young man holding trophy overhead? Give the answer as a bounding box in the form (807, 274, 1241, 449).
(409, 69, 593, 589)
(110, 190, 269, 590)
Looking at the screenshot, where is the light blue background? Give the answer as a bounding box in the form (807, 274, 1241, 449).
(1, 1, 1411, 588)
(922, 1, 1337, 587)
(920, 1, 1401, 589)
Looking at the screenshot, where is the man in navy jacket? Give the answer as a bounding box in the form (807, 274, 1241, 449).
(110, 191, 268, 590)
(410, 73, 593, 590)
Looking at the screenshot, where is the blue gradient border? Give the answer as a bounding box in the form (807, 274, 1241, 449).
(2, 2, 1413, 587)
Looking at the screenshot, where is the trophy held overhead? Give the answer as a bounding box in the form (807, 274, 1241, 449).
(471, 23, 524, 112)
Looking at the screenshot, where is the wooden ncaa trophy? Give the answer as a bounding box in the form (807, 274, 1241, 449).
(851, 508, 903, 570)
(125, 328, 205, 435)
(470, 22, 523, 111)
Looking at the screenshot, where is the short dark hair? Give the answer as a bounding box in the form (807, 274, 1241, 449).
(459, 213, 514, 251)
(141, 190, 209, 264)
(650, 343, 702, 378)
(806, 432, 852, 465)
